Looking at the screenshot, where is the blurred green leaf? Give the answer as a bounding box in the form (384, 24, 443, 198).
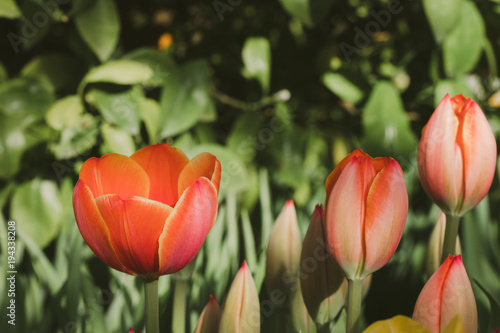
(21, 53, 82, 92)
(0, 77, 54, 127)
(0, 61, 7, 84)
(49, 113, 99, 160)
(159, 60, 215, 138)
(0, 116, 28, 179)
(241, 209, 257, 271)
(474, 279, 500, 332)
(139, 98, 161, 144)
(361, 81, 417, 158)
(322, 73, 364, 104)
(16, 0, 53, 51)
(278, 0, 334, 26)
(435, 78, 473, 107)
(124, 48, 176, 86)
(226, 113, 264, 162)
(74, 0, 120, 62)
(259, 168, 273, 249)
(242, 37, 271, 94)
(45, 95, 84, 130)
(100, 123, 136, 155)
(423, 0, 461, 43)
(90, 86, 143, 135)
(443, 1, 485, 77)
(11, 178, 63, 248)
(0, 0, 21, 18)
(79, 60, 153, 95)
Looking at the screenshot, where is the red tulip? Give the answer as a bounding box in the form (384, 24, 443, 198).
(413, 255, 477, 333)
(73, 143, 221, 278)
(325, 149, 408, 280)
(418, 94, 496, 216)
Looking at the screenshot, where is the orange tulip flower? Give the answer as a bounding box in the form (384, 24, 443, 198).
(325, 149, 408, 280)
(418, 94, 496, 216)
(413, 255, 477, 333)
(73, 143, 221, 278)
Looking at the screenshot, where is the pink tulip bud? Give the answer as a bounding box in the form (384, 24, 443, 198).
(325, 149, 408, 280)
(194, 295, 220, 333)
(265, 200, 302, 296)
(128, 329, 135, 333)
(219, 262, 260, 332)
(300, 205, 345, 326)
(418, 94, 496, 217)
(413, 255, 477, 333)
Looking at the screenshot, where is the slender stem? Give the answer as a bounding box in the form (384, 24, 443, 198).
(346, 279, 363, 333)
(441, 214, 461, 263)
(144, 278, 159, 333)
(172, 279, 188, 333)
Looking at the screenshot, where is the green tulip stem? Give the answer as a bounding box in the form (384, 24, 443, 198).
(346, 278, 362, 333)
(144, 278, 160, 333)
(172, 279, 188, 333)
(441, 214, 461, 262)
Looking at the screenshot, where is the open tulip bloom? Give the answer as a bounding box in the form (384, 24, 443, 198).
(72, 143, 221, 332)
(325, 149, 408, 333)
(418, 94, 496, 262)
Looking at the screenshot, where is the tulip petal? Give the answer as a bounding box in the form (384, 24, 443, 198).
(326, 156, 376, 279)
(418, 95, 464, 214)
(96, 195, 173, 276)
(158, 177, 218, 275)
(80, 154, 150, 200)
(460, 100, 497, 213)
(325, 149, 369, 206)
(73, 180, 128, 273)
(130, 143, 190, 206)
(364, 159, 408, 273)
(178, 153, 221, 197)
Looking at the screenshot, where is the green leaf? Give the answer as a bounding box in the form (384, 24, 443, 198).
(0, 61, 7, 84)
(322, 73, 364, 104)
(49, 114, 99, 160)
(242, 37, 271, 94)
(74, 0, 120, 62)
(90, 86, 143, 135)
(159, 60, 215, 138)
(278, 0, 335, 26)
(473, 279, 500, 332)
(124, 48, 176, 86)
(241, 209, 257, 271)
(100, 123, 136, 156)
(21, 53, 82, 92)
(45, 95, 84, 130)
(226, 113, 264, 162)
(79, 60, 153, 94)
(423, 0, 461, 43)
(0, 77, 54, 127)
(0, 0, 21, 18)
(0, 116, 28, 179)
(434, 78, 473, 107)
(11, 178, 63, 248)
(443, 1, 485, 77)
(361, 81, 417, 158)
(139, 98, 161, 144)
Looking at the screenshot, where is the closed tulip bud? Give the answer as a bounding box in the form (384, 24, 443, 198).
(194, 295, 221, 333)
(426, 211, 461, 277)
(418, 94, 496, 217)
(413, 255, 477, 333)
(219, 262, 260, 333)
(290, 285, 316, 333)
(128, 329, 135, 333)
(300, 205, 345, 326)
(265, 200, 302, 296)
(325, 149, 408, 280)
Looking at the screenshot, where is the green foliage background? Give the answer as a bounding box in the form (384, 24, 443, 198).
(0, 0, 500, 332)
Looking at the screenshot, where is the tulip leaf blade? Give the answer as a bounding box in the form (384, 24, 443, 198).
(473, 279, 500, 332)
(240, 209, 257, 271)
(361, 81, 417, 158)
(443, 1, 485, 77)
